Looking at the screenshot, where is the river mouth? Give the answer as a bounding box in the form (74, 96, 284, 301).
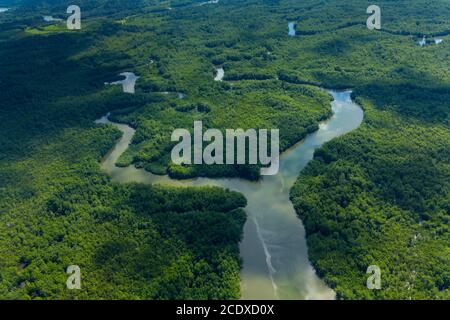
(95, 89, 363, 300)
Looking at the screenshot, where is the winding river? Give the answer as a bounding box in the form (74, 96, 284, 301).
(95, 78, 364, 299)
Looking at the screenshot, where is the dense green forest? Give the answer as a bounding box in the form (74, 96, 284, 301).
(291, 86, 449, 299)
(0, 0, 448, 299)
(0, 0, 249, 299)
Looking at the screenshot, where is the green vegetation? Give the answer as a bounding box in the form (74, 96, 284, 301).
(25, 24, 66, 34)
(291, 86, 449, 299)
(0, 0, 448, 299)
(113, 82, 331, 179)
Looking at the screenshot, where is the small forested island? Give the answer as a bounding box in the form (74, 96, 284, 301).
(0, 0, 448, 300)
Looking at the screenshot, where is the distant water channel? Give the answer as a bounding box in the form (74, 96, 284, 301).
(288, 22, 296, 36)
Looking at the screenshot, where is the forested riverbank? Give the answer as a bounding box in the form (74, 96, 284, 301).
(291, 86, 449, 299)
(0, 0, 448, 299)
